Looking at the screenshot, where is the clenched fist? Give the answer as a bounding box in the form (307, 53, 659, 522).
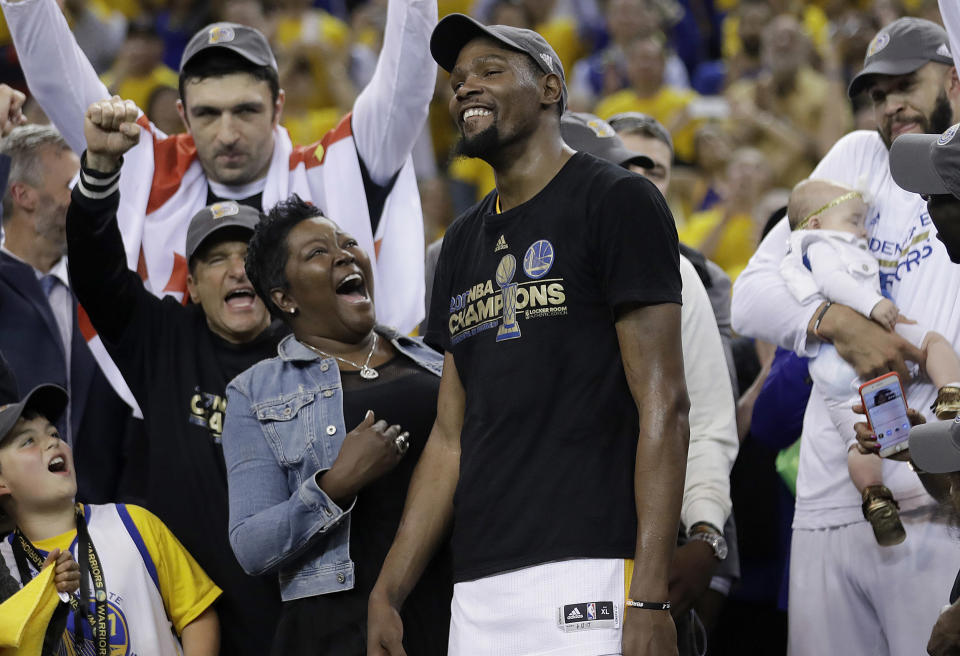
(84, 96, 141, 173)
(0, 83, 26, 137)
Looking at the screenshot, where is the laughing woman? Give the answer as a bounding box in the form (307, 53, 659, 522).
(221, 196, 451, 655)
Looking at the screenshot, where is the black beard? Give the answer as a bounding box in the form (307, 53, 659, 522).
(929, 91, 954, 136)
(880, 90, 954, 148)
(455, 123, 501, 160)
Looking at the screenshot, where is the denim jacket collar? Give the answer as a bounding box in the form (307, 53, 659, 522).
(277, 325, 443, 376)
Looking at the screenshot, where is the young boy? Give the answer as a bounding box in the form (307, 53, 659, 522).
(0, 384, 223, 655)
(781, 179, 960, 546)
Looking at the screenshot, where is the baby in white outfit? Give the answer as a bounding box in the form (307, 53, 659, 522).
(781, 179, 960, 545)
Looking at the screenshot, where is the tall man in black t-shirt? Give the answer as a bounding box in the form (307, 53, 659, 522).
(369, 16, 689, 656)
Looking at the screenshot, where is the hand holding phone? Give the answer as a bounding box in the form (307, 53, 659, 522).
(859, 372, 911, 457)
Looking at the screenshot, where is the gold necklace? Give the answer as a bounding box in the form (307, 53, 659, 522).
(300, 333, 380, 380)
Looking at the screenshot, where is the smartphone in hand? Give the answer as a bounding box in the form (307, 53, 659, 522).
(859, 372, 911, 458)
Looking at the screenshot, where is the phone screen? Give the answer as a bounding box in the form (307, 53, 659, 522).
(863, 378, 910, 452)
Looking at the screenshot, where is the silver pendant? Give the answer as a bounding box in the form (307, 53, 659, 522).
(359, 366, 379, 380)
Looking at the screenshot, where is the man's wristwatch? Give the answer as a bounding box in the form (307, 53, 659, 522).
(688, 522, 728, 561)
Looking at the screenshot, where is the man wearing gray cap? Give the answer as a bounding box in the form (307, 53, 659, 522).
(0, 0, 434, 338)
(731, 16, 960, 656)
(371, 15, 688, 656)
(63, 100, 283, 655)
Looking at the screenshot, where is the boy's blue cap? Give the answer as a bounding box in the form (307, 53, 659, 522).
(0, 385, 68, 445)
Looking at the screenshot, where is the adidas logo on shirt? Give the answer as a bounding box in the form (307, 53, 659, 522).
(495, 235, 508, 252)
(566, 607, 583, 620)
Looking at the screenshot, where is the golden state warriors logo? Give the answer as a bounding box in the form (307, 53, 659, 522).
(939, 124, 959, 146)
(496, 254, 521, 341)
(64, 598, 130, 655)
(209, 201, 240, 220)
(523, 240, 555, 279)
(867, 31, 890, 58)
(447, 246, 568, 346)
(208, 25, 235, 44)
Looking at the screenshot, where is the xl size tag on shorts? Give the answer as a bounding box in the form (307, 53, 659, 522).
(557, 601, 619, 632)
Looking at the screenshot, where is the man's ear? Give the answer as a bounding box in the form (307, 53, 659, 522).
(807, 216, 821, 230)
(273, 89, 286, 127)
(9, 182, 36, 212)
(177, 98, 191, 134)
(186, 272, 201, 305)
(541, 73, 564, 112)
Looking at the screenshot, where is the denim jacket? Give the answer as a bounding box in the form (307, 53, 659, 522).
(222, 325, 443, 602)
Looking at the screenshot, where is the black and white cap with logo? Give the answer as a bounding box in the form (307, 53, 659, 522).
(430, 13, 568, 112)
(185, 201, 263, 262)
(180, 22, 278, 73)
(889, 123, 960, 199)
(560, 112, 654, 169)
(848, 17, 952, 98)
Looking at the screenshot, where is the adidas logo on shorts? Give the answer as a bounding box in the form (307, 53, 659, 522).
(566, 607, 583, 620)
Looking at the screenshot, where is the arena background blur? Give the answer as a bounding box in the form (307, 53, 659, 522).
(0, 1, 947, 654)
(0, 0, 936, 284)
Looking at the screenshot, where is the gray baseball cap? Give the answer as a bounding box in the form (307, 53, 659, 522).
(889, 123, 960, 198)
(430, 14, 567, 112)
(907, 417, 960, 473)
(180, 22, 278, 73)
(0, 384, 68, 446)
(607, 112, 674, 154)
(561, 112, 654, 169)
(186, 201, 263, 262)
(848, 17, 952, 98)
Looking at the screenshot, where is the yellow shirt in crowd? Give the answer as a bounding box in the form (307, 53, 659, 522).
(679, 207, 756, 282)
(726, 67, 851, 188)
(101, 65, 179, 116)
(594, 86, 700, 163)
(449, 156, 496, 203)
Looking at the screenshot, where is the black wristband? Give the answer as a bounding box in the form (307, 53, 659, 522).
(625, 599, 671, 611)
(813, 301, 833, 342)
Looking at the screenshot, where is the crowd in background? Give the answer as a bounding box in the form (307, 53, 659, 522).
(0, 0, 956, 654)
(0, 0, 940, 277)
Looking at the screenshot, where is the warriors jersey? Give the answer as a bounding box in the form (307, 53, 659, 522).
(1, 504, 220, 656)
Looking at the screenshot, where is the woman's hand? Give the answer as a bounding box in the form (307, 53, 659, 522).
(318, 411, 406, 506)
(42, 548, 81, 594)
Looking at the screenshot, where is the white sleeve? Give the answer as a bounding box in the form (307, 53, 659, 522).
(940, 0, 960, 73)
(350, 0, 437, 185)
(679, 257, 738, 531)
(2, 0, 109, 154)
(806, 241, 884, 318)
(731, 217, 824, 355)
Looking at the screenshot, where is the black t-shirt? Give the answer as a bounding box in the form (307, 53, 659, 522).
(66, 188, 285, 656)
(425, 152, 681, 582)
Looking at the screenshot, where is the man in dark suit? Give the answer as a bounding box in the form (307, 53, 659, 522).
(0, 117, 130, 503)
